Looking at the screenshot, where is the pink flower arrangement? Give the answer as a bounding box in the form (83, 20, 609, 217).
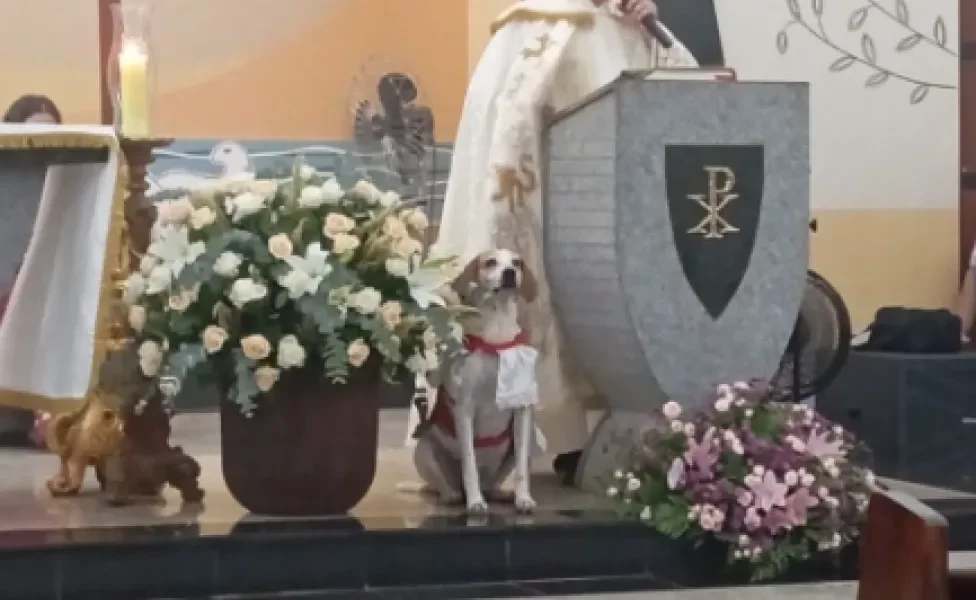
(609, 381, 876, 582)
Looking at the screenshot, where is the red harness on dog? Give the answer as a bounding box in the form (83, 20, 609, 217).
(428, 333, 527, 448)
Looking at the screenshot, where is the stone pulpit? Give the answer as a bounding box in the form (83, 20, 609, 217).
(542, 73, 810, 490)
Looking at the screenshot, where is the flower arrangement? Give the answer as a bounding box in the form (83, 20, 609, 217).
(609, 382, 875, 582)
(123, 163, 467, 415)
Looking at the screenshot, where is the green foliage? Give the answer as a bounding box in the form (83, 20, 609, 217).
(653, 495, 691, 539)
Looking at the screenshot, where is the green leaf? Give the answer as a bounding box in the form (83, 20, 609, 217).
(322, 334, 349, 383)
(653, 499, 690, 538)
(230, 348, 259, 414)
(274, 291, 289, 310)
(721, 452, 748, 480)
(750, 407, 782, 440)
(296, 296, 344, 334)
(359, 316, 402, 362)
(163, 343, 208, 382)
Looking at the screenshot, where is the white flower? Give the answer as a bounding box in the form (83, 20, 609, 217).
(864, 470, 876, 487)
(249, 179, 279, 199)
(606, 486, 619, 498)
(128, 305, 146, 332)
(323, 213, 356, 238)
(716, 383, 732, 396)
(405, 353, 427, 374)
(613, 469, 624, 479)
(626, 477, 641, 492)
(321, 178, 343, 203)
(662, 401, 682, 420)
(146, 225, 206, 278)
(267, 233, 294, 260)
(826, 465, 841, 478)
(670, 420, 684, 433)
(353, 179, 381, 203)
(350, 287, 382, 314)
(393, 236, 423, 258)
(825, 496, 840, 508)
(383, 217, 409, 240)
(640, 506, 652, 521)
(213, 252, 243, 278)
(137, 340, 163, 377)
(157, 197, 194, 225)
(202, 325, 229, 354)
(744, 408, 754, 418)
(228, 278, 268, 308)
(139, 254, 157, 276)
(423, 349, 440, 371)
(403, 208, 429, 231)
(752, 465, 765, 476)
(299, 164, 316, 180)
(145, 266, 172, 295)
(298, 186, 326, 208)
(800, 473, 816, 487)
(379, 301, 402, 330)
(784, 470, 799, 487)
(347, 339, 371, 367)
(189, 206, 217, 230)
(227, 191, 267, 222)
(241, 334, 272, 361)
(254, 366, 280, 393)
(385, 257, 410, 278)
(277, 335, 307, 369)
(123, 273, 147, 304)
(277, 242, 333, 299)
(379, 190, 400, 207)
(406, 259, 452, 309)
(331, 233, 361, 254)
(683, 423, 695, 437)
(714, 397, 732, 412)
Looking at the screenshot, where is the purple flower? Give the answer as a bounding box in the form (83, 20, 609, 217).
(804, 428, 845, 460)
(784, 487, 816, 526)
(764, 508, 793, 534)
(667, 457, 686, 490)
(744, 507, 762, 530)
(685, 427, 720, 474)
(748, 470, 788, 512)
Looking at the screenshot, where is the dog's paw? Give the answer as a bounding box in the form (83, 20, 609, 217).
(466, 497, 489, 515)
(514, 494, 536, 514)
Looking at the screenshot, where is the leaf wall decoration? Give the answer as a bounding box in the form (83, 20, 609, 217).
(910, 84, 930, 104)
(896, 34, 924, 52)
(865, 71, 890, 88)
(776, 30, 789, 54)
(829, 56, 856, 72)
(848, 7, 869, 30)
(933, 16, 947, 47)
(787, 0, 801, 19)
(895, 0, 910, 24)
(861, 34, 877, 64)
(811, 0, 823, 17)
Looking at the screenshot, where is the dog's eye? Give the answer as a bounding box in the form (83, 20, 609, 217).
(513, 258, 523, 268)
(484, 258, 498, 269)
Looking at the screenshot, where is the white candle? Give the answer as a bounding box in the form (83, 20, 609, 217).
(118, 40, 150, 138)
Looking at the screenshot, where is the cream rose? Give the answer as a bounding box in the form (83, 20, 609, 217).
(350, 287, 382, 314)
(254, 366, 281, 393)
(378, 301, 402, 329)
(267, 233, 294, 260)
(321, 178, 343, 203)
(145, 265, 173, 295)
(323, 213, 355, 238)
(128, 305, 146, 332)
(379, 190, 400, 208)
(190, 206, 217, 230)
(240, 334, 272, 361)
(228, 278, 268, 308)
(123, 273, 147, 304)
(331, 233, 361, 254)
(158, 197, 194, 224)
(298, 186, 326, 208)
(385, 257, 409, 278)
(277, 334, 307, 369)
(168, 288, 196, 312)
(202, 325, 229, 354)
(353, 180, 381, 203)
(403, 208, 429, 231)
(137, 340, 163, 377)
(228, 191, 267, 222)
(213, 251, 243, 278)
(393, 236, 423, 258)
(383, 217, 408, 240)
(347, 339, 371, 367)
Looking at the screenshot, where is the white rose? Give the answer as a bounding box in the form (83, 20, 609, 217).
(714, 398, 732, 412)
(331, 233, 361, 254)
(213, 252, 243, 278)
(323, 213, 356, 238)
(279, 268, 317, 299)
(350, 287, 382, 314)
(321, 178, 343, 203)
(228, 278, 268, 308)
(190, 206, 217, 230)
(662, 401, 682, 420)
(405, 353, 427, 374)
(128, 305, 146, 332)
(267, 233, 294, 260)
(254, 366, 281, 393)
(187, 241, 207, 265)
(202, 325, 229, 354)
(123, 273, 147, 304)
(385, 257, 409, 278)
(379, 190, 400, 207)
(347, 339, 371, 367)
(240, 334, 272, 361)
(145, 265, 172, 295)
(378, 301, 402, 329)
(277, 334, 307, 369)
(158, 197, 194, 225)
(139, 254, 157, 276)
(299, 164, 316, 180)
(383, 217, 408, 240)
(298, 186, 326, 208)
(353, 179, 381, 203)
(403, 208, 429, 231)
(137, 340, 163, 377)
(393, 236, 423, 258)
(229, 191, 266, 222)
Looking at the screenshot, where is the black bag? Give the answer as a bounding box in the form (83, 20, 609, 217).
(860, 306, 961, 354)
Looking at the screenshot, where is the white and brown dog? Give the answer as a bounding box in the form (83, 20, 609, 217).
(412, 249, 540, 515)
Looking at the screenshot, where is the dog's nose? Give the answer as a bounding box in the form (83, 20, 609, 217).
(501, 267, 517, 289)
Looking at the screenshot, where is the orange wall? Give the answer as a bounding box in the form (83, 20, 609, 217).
(0, 0, 468, 141)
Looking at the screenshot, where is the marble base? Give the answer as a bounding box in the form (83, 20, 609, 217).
(577, 410, 654, 494)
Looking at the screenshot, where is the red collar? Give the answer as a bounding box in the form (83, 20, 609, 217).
(464, 333, 527, 354)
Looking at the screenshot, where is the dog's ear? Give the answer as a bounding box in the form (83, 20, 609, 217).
(452, 254, 482, 299)
(519, 260, 538, 303)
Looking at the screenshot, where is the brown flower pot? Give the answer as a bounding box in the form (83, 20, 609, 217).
(220, 365, 380, 516)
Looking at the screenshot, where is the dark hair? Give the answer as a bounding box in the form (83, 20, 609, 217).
(2, 94, 63, 124)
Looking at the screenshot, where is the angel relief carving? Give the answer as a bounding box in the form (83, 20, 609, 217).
(776, 0, 956, 104)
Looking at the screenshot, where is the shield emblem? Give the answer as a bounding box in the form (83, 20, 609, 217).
(665, 144, 764, 319)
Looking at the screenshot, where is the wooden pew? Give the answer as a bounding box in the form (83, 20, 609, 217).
(859, 490, 976, 600)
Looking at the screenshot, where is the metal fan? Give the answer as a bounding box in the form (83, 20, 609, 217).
(349, 60, 435, 189)
(771, 222, 853, 401)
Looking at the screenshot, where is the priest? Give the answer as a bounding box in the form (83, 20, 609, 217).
(428, 0, 699, 484)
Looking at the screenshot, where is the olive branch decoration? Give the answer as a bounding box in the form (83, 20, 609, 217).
(776, 0, 956, 105)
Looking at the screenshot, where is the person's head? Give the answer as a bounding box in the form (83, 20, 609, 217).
(2, 94, 62, 124)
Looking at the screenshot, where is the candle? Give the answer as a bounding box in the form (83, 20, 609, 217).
(118, 40, 149, 138)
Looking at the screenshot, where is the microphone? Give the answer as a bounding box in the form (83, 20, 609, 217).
(641, 14, 674, 49)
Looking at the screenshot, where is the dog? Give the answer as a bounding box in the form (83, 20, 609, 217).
(412, 249, 540, 515)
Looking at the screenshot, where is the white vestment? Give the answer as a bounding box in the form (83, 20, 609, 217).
(425, 0, 697, 453)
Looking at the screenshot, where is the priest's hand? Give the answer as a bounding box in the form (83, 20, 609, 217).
(618, 0, 657, 22)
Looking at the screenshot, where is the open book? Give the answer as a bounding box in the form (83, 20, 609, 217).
(636, 67, 737, 82)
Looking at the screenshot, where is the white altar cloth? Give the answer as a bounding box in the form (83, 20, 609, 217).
(0, 125, 122, 412)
